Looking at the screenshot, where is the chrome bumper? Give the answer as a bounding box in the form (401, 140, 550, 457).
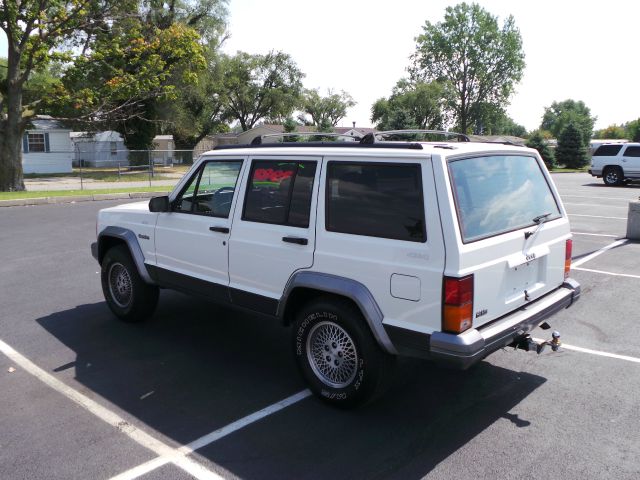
(430, 278, 580, 369)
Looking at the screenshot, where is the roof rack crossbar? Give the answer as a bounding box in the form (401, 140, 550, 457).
(360, 129, 470, 144)
(251, 132, 362, 145)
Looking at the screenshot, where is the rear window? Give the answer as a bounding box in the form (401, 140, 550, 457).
(448, 155, 561, 243)
(593, 145, 623, 156)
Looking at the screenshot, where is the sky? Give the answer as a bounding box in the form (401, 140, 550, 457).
(2, 0, 638, 132)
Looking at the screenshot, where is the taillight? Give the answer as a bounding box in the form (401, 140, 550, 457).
(564, 239, 572, 279)
(443, 275, 473, 333)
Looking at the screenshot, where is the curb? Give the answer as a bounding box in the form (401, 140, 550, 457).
(0, 191, 169, 208)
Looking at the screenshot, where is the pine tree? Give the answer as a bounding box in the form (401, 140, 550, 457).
(555, 123, 587, 169)
(526, 131, 555, 169)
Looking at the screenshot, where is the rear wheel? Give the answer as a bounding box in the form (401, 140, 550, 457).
(293, 297, 394, 408)
(101, 245, 159, 322)
(603, 166, 624, 186)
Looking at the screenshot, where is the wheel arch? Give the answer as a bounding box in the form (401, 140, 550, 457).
(278, 271, 397, 355)
(97, 226, 155, 285)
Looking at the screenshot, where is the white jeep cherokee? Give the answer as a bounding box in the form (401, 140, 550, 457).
(91, 131, 580, 407)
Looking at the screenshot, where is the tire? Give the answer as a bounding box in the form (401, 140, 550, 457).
(293, 297, 394, 408)
(603, 166, 624, 186)
(100, 245, 159, 322)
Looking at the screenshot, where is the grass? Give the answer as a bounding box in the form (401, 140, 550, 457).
(551, 167, 589, 173)
(0, 186, 171, 200)
(23, 165, 190, 182)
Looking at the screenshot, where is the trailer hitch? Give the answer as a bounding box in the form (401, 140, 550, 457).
(513, 331, 561, 354)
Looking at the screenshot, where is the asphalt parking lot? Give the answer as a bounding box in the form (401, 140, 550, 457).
(1, 172, 639, 480)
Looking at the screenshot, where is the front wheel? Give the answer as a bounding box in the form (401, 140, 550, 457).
(101, 245, 159, 322)
(293, 297, 394, 408)
(603, 166, 624, 186)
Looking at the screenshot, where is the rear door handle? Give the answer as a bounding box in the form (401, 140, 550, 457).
(282, 236, 308, 245)
(209, 226, 229, 234)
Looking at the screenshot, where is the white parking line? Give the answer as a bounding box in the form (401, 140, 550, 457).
(564, 202, 627, 208)
(533, 339, 640, 364)
(573, 267, 640, 279)
(562, 194, 635, 201)
(568, 214, 627, 220)
(572, 232, 618, 238)
(572, 239, 628, 268)
(0, 337, 310, 480)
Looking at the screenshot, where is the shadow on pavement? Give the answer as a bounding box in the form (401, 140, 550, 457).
(37, 293, 546, 479)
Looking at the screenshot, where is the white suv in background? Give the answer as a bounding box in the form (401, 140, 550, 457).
(91, 131, 580, 407)
(589, 143, 640, 186)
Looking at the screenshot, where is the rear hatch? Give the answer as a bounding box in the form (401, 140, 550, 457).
(445, 153, 570, 328)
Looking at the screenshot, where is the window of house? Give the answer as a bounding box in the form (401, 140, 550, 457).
(242, 160, 317, 227)
(326, 162, 426, 242)
(28, 133, 46, 152)
(172, 160, 243, 217)
(110, 142, 117, 156)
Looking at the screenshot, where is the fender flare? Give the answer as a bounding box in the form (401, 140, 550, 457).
(97, 226, 155, 285)
(279, 271, 397, 355)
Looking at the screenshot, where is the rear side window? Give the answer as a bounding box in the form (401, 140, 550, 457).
(593, 145, 623, 156)
(326, 162, 426, 242)
(448, 155, 561, 243)
(623, 146, 640, 157)
(243, 160, 317, 227)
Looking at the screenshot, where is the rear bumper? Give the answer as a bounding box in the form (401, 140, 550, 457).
(429, 278, 580, 369)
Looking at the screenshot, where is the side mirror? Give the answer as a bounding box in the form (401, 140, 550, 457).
(149, 195, 170, 212)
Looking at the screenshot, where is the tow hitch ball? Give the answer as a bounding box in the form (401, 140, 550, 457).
(514, 331, 561, 354)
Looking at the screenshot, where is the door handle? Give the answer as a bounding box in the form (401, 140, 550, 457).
(209, 226, 229, 234)
(282, 236, 308, 245)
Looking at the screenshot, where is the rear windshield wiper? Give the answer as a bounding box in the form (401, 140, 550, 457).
(532, 212, 552, 224)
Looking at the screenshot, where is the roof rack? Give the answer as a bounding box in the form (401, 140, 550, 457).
(250, 132, 361, 145)
(361, 129, 470, 144)
(215, 141, 423, 151)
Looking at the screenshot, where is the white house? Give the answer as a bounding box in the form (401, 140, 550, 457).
(71, 130, 128, 167)
(22, 116, 73, 174)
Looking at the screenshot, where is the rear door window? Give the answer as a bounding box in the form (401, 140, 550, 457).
(593, 145, 623, 156)
(326, 162, 426, 242)
(448, 155, 561, 243)
(623, 146, 640, 157)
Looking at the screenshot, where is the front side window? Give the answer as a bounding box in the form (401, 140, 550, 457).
(243, 160, 317, 227)
(326, 162, 426, 242)
(448, 155, 561, 243)
(623, 146, 640, 157)
(28, 133, 46, 152)
(172, 160, 242, 217)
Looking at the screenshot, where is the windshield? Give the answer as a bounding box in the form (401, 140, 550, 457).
(448, 155, 561, 243)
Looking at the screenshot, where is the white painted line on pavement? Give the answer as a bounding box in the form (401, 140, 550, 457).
(0, 337, 310, 480)
(573, 267, 640, 279)
(562, 194, 634, 201)
(110, 389, 312, 480)
(568, 214, 627, 220)
(533, 339, 640, 364)
(564, 202, 627, 208)
(572, 232, 618, 238)
(572, 239, 629, 268)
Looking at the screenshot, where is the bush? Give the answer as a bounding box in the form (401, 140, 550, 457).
(526, 130, 555, 169)
(555, 123, 587, 169)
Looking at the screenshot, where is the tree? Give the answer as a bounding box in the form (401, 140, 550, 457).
(470, 103, 527, 136)
(371, 79, 447, 131)
(0, 0, 127, 191)
(625, 119, 640, 142)
(540, 99, 596, 146)
(594, 124, 626, 139)
(555, 123, 587, 169)
(218, 51, 304, 131)
(411, 2, 525, 134)
(526, 130, 554, 169)
(299, 88, 355, 127)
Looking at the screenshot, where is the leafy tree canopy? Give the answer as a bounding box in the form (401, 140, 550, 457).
(371, 79, 448, 131)
(593, 124, 627, 139)
(218, 51, 304, 131)
(624, 119, 640, 142)
(298, 88, 355, 127)
(526, 130, 554, 169)
(411, 2, 525, 133)
(540, 99, 596, 146)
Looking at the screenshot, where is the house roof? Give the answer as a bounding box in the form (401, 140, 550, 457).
(71, 131, 123, 142)
(28, 115, 70, 131)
